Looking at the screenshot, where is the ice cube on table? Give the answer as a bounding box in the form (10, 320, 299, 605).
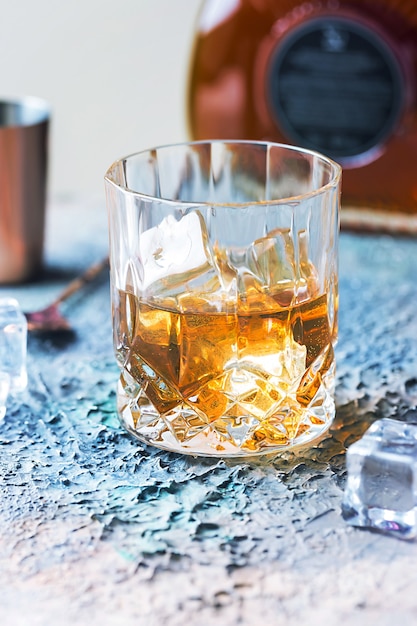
(342, 418, 417, 539)
(0, 372, 10, 420)
(0, 298, 28, 395)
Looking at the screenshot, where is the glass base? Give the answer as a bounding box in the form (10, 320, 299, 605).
(116, 377, 335, 458)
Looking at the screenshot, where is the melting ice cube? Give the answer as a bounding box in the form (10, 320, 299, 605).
(0, 372, 10, 420)
(243, 228, 319, 305)
(140, 211, 230, 305)
(342, 418, 417, 540)
(0, 298, 27, 401)
(246, 228, 296, 290)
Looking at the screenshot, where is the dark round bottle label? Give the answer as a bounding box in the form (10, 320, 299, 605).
(267, 17, 405, 164)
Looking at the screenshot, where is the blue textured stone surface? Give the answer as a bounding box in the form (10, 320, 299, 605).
(1, 199, 417, 625)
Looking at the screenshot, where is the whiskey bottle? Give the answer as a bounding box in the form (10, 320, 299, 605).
(188, 0, 417, 223)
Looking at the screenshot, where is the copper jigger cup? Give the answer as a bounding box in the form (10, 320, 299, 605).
(0, 96, 50, 284)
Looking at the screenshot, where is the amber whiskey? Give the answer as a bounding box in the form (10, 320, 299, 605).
(188, 0, 417, 215)
(114, 286, 336, 456)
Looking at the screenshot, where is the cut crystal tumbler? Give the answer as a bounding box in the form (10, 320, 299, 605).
(105, 141, 341, 457)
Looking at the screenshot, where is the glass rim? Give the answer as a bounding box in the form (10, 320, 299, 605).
(104, 139, 342, 207)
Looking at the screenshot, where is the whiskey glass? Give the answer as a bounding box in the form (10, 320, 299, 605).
(105, 141, 341, 457)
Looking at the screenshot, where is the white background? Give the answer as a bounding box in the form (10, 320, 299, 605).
(0, 1, 203, 197)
